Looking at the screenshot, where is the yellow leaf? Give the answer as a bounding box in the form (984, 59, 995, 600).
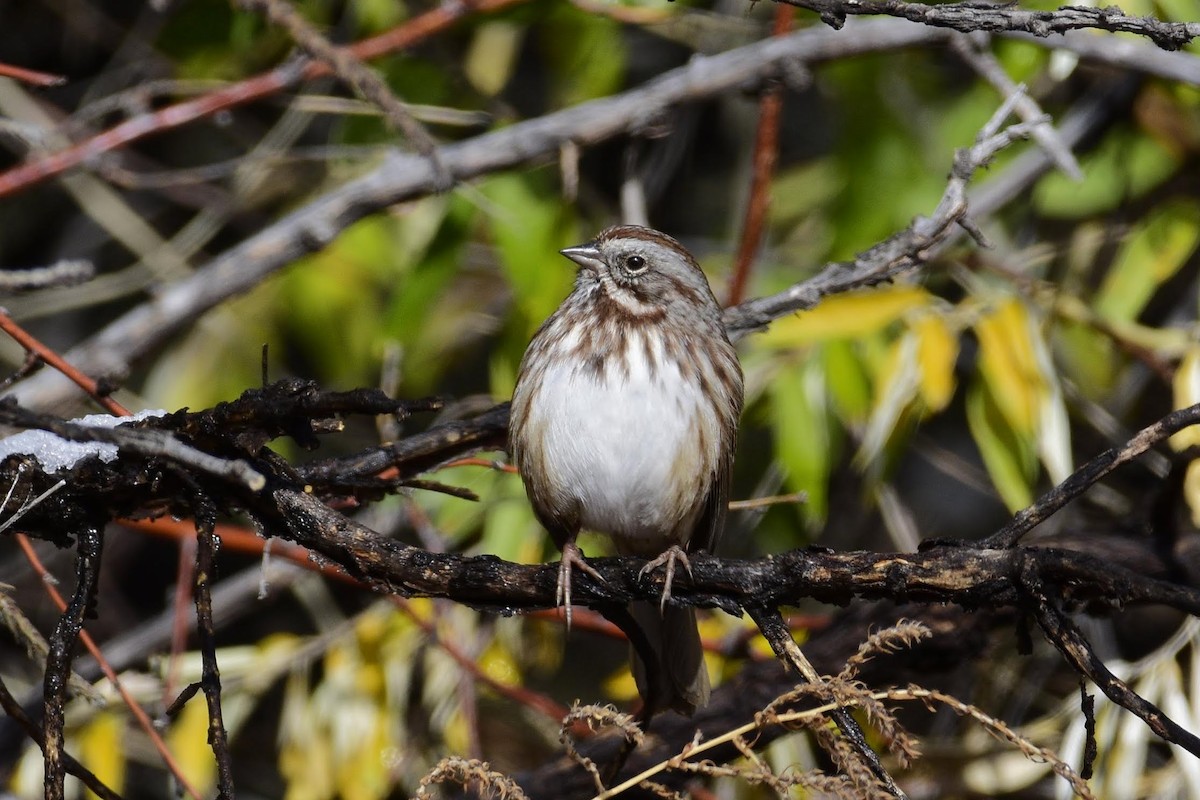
(1184, 462, 1200, 528)
(9, 745, 43, 797)
(334, 713, 391, 800)
(914, 314, 959, 411)
(166, 694, 217, 795)
(280, 672, 335, 800)
(1171, 347, 1200, 451)
(405, 597, 435, 625)
(603, 665, 638, 703)
(760, 287, 932, 348)
(77, 711, 125, 797)
(464, 22, 523, 97)
(478, 640, 522, 687)
(974, 299, 1043, 435)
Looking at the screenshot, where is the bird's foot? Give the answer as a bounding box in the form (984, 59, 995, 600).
(639, 545, 692, 612)
(557, 541, 606, 631)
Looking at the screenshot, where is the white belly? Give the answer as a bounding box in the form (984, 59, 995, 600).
(523, 335, 717, 545)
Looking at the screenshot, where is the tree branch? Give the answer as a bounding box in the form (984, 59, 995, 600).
(779, 0, 1200, 51)
(7, 19, 944, 409)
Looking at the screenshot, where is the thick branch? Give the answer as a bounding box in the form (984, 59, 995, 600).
(264, 488, 1200, 620)
(781, 0, 1200, 50)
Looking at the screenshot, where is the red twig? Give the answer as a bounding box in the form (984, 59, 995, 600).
(0, 311, 129, 415)
(393, 596, 571, 722)
(13, 534, 205, 800)
(0, 313, 199, 789)
(726, 6, 793, 307)
(126, 517, 573, 721)
(0, 62, 67, 88)
(0, 0, 527, 199)
(440, 456, 518, 473)
(164, 531, 197, 708)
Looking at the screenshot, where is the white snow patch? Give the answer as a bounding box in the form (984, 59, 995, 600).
(0, 409, 168, 472)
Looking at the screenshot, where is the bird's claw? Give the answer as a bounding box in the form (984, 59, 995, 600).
(556, 541, 606, 631)
(639, 545, 692, 612)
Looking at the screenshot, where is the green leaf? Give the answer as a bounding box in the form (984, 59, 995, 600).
(1052, 318, 1116, 397)
(281, 215, 401, 384)
(538, 5, 625, 107)
(857, 332, 921, 468)
(966, 380, 1036, 512)
(481, 171, 577, 331)
(465, 21, 524, 97)
(381, 195, 480, 393)
(353, 0, 406, 33)
(479, 473, 545, 564)
(1095, 200, 1200, 323)
(770, 358, 833, 528)
(1035, 131, 1180, 218)
(822, 339, 873, 425)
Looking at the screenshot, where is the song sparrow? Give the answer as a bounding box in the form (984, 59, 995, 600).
(509, 225, 744, 714)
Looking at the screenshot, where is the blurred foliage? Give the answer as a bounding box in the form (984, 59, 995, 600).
(2, 0, 1200, 797)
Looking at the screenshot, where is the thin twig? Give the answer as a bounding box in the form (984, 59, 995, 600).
(947, 34, 1082, 179)
(234, 0, 449, 186)
(0, 260, 95, 294)
(15, 17, 1200, 409)
(976, 402, 1200, 549)
(722, 92, 1045, 338)
(1021, 556, 1200, 758)
(12, 534, 206, 800)
(0, 62, 67, 87)
(42, 527, 102, 800)
(0, 673, 125, 800)
(727, 5, 792, 306)
(746, 605, 907, 798)
(0, 310, 129, 414)
(8, 20, 948, 408)
(192, 493, 237, 798)
(0, 0, 525, 199)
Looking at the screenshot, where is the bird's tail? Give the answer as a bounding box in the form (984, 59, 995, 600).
(625, 601, 710, 716)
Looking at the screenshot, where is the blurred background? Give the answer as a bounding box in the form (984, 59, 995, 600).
(0, 0, 1198, 797)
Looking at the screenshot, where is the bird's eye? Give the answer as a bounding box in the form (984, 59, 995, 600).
(625, 255, 646, 272)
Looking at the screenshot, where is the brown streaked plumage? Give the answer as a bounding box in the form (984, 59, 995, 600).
(508, 225, 744, 715)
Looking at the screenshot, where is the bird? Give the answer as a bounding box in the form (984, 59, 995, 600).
(508, 224, 744, 714)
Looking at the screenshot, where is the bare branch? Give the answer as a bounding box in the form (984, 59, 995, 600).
(0, 261, 94, 295)
(947, 33, 1081, 179)
(4, 20, 948, 408)
(780, 0, 1200, 51)
(1022, 557, 1200, 758)
(722, 96, 1045, 338)
(234, 0, 448, 184)
(14, 16, 1194, 410)
(0, 404, 266, 492)
(977, 403, 1200, 550)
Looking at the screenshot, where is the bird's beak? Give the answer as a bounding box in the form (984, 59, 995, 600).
(559, 243, 605, 273)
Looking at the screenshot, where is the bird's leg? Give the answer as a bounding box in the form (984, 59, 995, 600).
(639, 544, 692, 612)
(556, 540, 606, 631)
